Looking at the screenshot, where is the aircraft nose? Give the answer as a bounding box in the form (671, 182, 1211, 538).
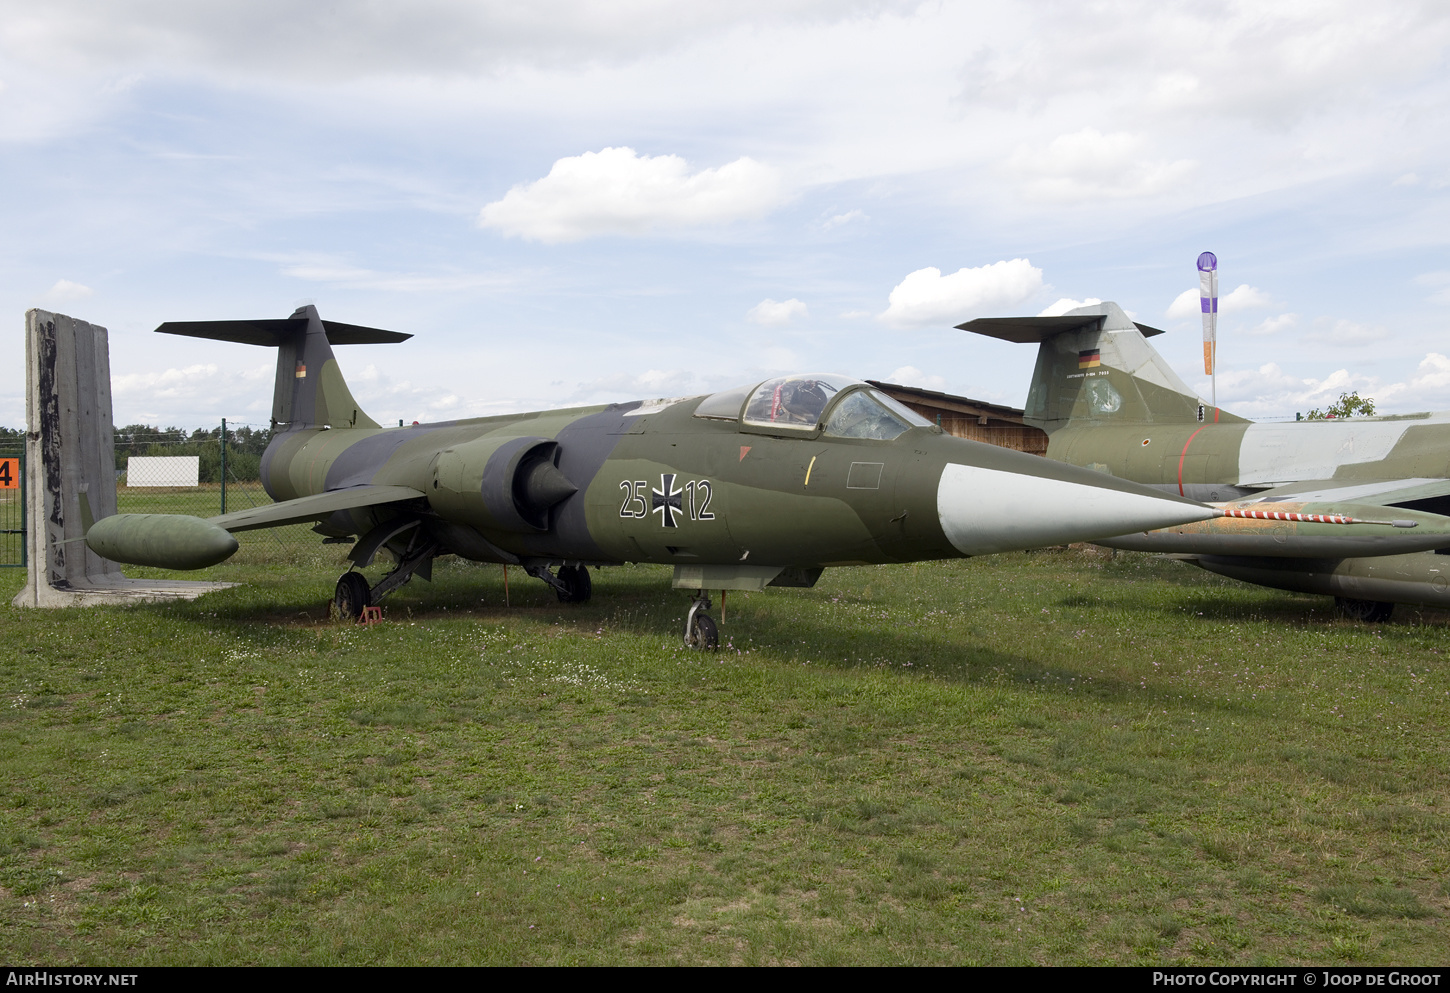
(936, 461, 1214, 555)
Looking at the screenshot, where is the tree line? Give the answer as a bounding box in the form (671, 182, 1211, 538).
(113, 424, 271, 483)
(0, 424, 271, 481)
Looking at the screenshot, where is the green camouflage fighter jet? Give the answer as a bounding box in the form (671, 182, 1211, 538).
(961, 301, 1450, 622)
(88, 305, 1215, 646)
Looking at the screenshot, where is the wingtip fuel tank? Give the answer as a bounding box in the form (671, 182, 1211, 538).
(86, 514, 239, 571)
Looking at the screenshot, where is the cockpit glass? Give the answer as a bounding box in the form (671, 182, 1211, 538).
(824, 389, 931, 440)
(873, 391, 933, 428)
(741, 374, 859, 429)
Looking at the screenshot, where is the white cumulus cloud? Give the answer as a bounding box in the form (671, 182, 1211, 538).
(1005, 129, 1196, 203)
(1380, 353, 1450, 408)
(1213, 351, 1450, 417)
(820, 208, 867, 230)
(1210, 362, 1371, 417)
(1249, 313, 1298, 336)
(747, 298, 808, 325)
(1166, 283, 1274, 319)
(1037, 297, 1101, 317)
(886, 365, 947, 391)
(880, 258, 1043, 329)
(40, 279, 94, 303)
(478, 147, 786, 243)
(1221, 284, 1275, 311)
(1166, 289, 1199, 319)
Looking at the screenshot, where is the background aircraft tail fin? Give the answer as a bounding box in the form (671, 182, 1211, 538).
(958, 301, 1247, 433)
(156, 306, 410, 431)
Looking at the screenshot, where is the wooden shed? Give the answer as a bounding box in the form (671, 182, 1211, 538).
(868, 380, 1048, 456)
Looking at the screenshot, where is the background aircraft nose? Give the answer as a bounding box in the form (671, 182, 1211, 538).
(936, 462, 1214, 556)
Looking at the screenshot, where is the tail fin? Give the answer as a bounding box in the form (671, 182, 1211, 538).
(155, 305, 410, 431)
(958, 301, 1247, 433)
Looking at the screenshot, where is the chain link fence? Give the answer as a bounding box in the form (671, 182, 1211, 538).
(0, 445, 22, 568)
(113, 421, 350, 570)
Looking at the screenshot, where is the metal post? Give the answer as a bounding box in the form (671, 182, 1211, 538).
(220, 418, 227, 515)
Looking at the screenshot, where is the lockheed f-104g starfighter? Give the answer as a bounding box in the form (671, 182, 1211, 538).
(86, 305, 1215, 646)
(961, 300, 1450, 622)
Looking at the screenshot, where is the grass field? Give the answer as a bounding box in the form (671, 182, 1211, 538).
(1, 547, 1447, 965)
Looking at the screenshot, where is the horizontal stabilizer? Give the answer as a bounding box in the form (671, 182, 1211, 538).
(155, 319, 412, 346)
(958, 315, 1165, 342)
(210, 485, 426, 533)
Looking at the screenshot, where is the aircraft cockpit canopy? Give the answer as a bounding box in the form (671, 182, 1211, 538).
(823, 388, 932, 440)
(694, 374, 932, 440)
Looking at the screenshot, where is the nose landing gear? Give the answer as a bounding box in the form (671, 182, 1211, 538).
(684, 594, 719, 650)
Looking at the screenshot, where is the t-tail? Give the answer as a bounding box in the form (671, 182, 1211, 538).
(958, 301, 1248, 434)
(155, 304, 410, 432)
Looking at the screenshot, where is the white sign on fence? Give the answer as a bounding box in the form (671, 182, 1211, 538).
(127, 456, 200, 487)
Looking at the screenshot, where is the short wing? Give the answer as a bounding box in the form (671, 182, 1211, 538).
(209, 485, 426, 533)
(1244, 477, 1450, 514)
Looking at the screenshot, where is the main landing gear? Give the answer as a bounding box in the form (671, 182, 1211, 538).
(334, 571, 371, 620)
(525, 563, 593, 603)
(684, 594, 719, 651)
(332, 536, 439, 622)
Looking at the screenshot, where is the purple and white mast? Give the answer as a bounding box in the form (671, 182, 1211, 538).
(1197, 251, 1218, 408)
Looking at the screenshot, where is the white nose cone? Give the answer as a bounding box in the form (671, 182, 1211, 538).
(937, 462, 1214, 555)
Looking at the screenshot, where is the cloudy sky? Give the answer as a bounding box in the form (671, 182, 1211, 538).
(4, 0, 1450, 430)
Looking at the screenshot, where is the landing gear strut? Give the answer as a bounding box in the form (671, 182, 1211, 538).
(1335, 597, 1394, 623)
(684, 594, 719, 651)
(525, 563, 593, 603)
(332, 534, 439, 622)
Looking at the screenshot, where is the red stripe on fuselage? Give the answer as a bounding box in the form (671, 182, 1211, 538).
(1178, 426, 1206, 496)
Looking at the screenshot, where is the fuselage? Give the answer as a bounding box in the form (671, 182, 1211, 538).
(1048, 411, 1450, 501)
(258, 387, 1211, 571)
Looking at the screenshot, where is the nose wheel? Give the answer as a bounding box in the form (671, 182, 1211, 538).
(684, 595, 719, 651)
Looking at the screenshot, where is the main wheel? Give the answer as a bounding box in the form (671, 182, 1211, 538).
(556, 565, 592, 603)
(1335, 597, 1394, 623)
(335, 571, 372, 621)
(686, 612, 719, 651)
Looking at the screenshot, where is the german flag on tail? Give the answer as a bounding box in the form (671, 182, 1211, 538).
(1078, 349, 1101, 369)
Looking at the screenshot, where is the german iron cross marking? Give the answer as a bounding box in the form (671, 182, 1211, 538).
(652, 473, 684, 528)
